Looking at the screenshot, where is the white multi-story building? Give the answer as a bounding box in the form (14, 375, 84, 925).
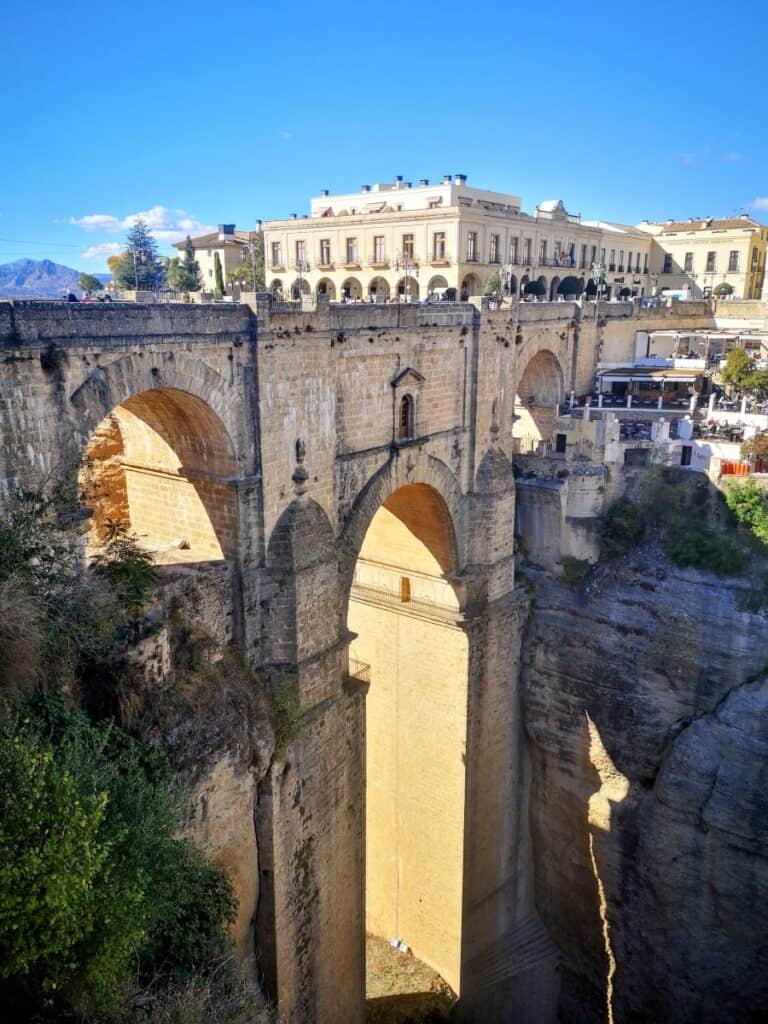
(261, 175, 654, 303)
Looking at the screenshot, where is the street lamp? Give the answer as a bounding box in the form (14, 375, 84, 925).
(590, 260, 605, 313)
(294, 258, 311, 299)
(394, 251, 418, 302)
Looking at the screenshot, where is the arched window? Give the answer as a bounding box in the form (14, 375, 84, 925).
(398, 394, 414, 440)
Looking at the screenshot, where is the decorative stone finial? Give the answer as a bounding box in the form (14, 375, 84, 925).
(292, 437, 309, 495)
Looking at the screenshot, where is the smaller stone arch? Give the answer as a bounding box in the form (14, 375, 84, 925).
(514, 349, 565, 446)
(270, 279, 284, 297)
(290, 278, 311, 299)
(397, 276, 419, 301)
(549, 276, 561, 301)
(427, 275, 449, 297)
(341, 277, 363, 301)
(508, 273, 518, 296)
(461, 273, 481, 300)
(316, 278, 336, 299)
(558, 275, 581, 298)
(368, 276, 390, 302)
(537, 275, 548, 296)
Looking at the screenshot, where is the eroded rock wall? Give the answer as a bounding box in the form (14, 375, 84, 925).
(522, 552, 768, 1023)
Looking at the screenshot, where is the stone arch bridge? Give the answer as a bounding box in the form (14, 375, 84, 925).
(0, 296, 685, 1022)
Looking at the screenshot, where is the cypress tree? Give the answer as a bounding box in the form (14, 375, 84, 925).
(213, 252, 224, 298)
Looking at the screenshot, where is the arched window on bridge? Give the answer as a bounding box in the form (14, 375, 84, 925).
(398, 394, 414, 441)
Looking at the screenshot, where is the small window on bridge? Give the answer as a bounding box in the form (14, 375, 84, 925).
(398, 394, 414, 441)
(400, 576, 411, 603)
(555, 433, 567, 454)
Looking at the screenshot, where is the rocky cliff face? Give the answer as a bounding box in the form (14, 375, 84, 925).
(521, 549, 768, 1023)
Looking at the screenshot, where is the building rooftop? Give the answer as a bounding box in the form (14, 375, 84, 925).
(637, 215, 765, 234)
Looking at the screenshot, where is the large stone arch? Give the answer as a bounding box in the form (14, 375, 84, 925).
(338, 450, 465, 624)
(69, 351, 242, 465)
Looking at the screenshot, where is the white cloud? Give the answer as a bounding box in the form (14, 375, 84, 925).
(725, 152, 744, 161)
(70, 205, 215, 243)
(750, 197, 768, 211)
(81, 242, 123, 259)
(279, 130, 293, 140)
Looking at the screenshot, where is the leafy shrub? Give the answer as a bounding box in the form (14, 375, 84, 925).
(599, 497, 645, 557)
(91, 537, 157, 611)
(665, 522, 746, 575)
(0, 694, 235, 1018)
(725, 480, 768, 543)
(561, 556, 593, 585)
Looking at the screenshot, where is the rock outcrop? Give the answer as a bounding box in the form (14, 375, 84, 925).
(521, 550, 768, 1023)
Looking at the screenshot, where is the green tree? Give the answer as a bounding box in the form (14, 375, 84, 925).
(714, 282, 734, 296)
(166, 238, 202, 293)
(484, 269, 501, 296)
(742, 369, 768, 398)
(228, 235, 265, 292)
(77, 272, 103, 293)
(0, 694, 235, 1017)
(213, 252, 225, 298)
(721, 347, 754, 389)
(725, 480, 768, 543)
(112, 220, 164, 291)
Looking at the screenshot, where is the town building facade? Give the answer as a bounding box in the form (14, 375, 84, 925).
(260, 176, 656, 303)
(636, 215, 768, 299)
(173, 224, 256, 293)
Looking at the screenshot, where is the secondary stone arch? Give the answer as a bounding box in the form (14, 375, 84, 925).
(513, 348, 565, 449)
(338, 451, 465, 620)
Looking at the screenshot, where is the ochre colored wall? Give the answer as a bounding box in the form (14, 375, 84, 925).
(349, 497, 466, 993)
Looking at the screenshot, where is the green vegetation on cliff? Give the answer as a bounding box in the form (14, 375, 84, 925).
(598, 467, 767, 577)
(0, 482, 261, 1023)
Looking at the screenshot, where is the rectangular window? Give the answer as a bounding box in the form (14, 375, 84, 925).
(489, 234, 499, 263)
(600, 248, 606, 265)
(373, 235, 385, 262)
(402, 233, 414, 258)
(609, 249, 616, 269)
(295, 239, 306, 265)
(433, 231, 446, 260)
(539, 239, 547, 264)
(618, 249, 624, 271)
(580, 244, 587, 268)
(271, 241, 282, 267)
(346, 237, 358, 263)
(510, 237, 519, 263)
(663, 254, 673, 273)
(706, 251, 716, 272)
(681, 445, 692, 467)
(467, 231, 478, 261)
(554, 240, 562, 264)
(320, 238, 331, 265)
(728, 250, 739, 272)
(752, 246, 759, 269)
(523, 237, 532, 263)
(643, 252, 649, 272)
(591, 245, 597, 266)
(684, 252, 694, 272)
(555, 433, 567, 454)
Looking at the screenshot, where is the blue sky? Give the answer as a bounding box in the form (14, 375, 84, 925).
(1, 0, 766, 271)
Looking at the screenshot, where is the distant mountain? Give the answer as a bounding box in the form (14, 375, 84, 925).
(0, 259, 110, 298)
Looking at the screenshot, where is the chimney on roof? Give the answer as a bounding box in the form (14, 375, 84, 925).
(418, 178, 429, 186)
(455, 173, 467, 184)
(361, 184, 371, 192)
(320, 189, 329, 196)
(739, 213, 749, 220)
(218, 224, 235, 239)
(394, 175, 404, 188)
(443, 174, 452, 184)
(290, 213, 297, 219)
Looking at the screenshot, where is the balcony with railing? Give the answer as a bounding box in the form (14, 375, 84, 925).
(343, 658, 371, 696)
(394, 420, 431, 446)
(349, 578, 461, 624)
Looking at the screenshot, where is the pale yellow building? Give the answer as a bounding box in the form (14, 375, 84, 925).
(636, 215, 768, 299)
(261, 176, 655, 303)
(173, 224, 256, 293)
